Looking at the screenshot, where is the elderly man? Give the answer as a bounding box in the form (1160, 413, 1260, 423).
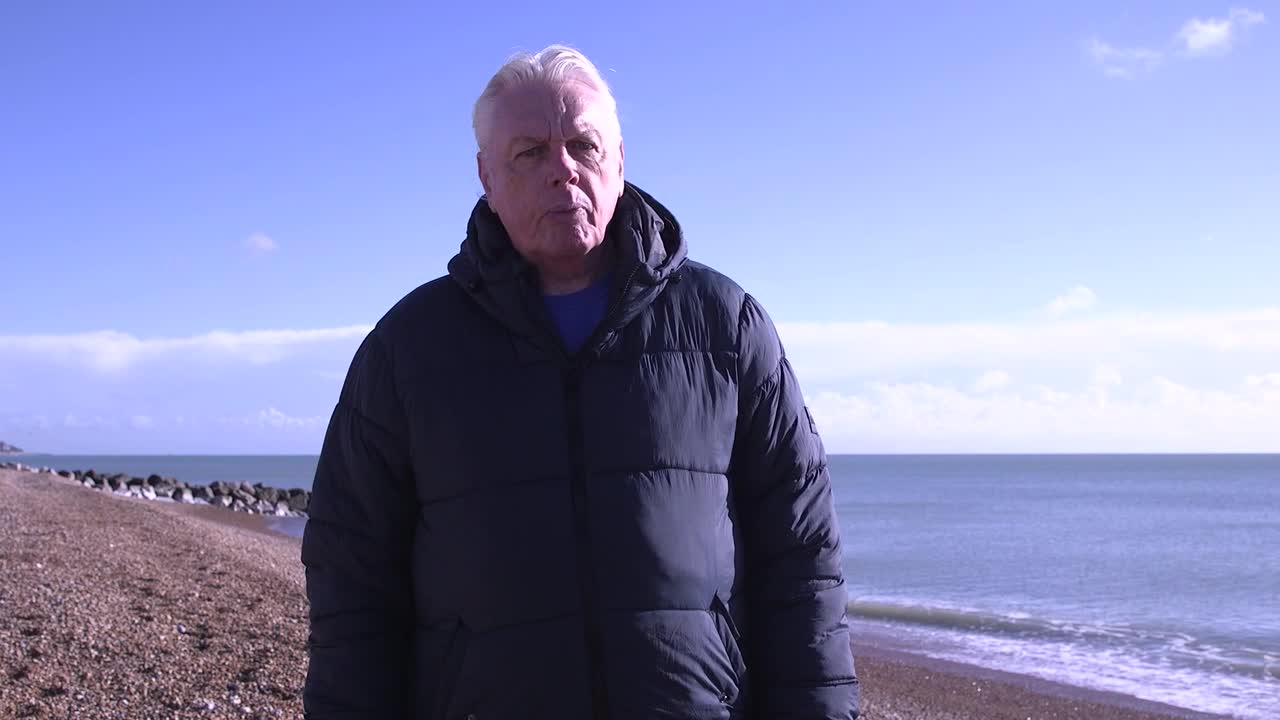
(301, 45, 858, 720)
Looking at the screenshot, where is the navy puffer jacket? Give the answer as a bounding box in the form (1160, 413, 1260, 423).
(301, 183, 858, 719)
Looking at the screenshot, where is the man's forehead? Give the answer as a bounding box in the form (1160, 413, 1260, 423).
(492, 82, 614, 136)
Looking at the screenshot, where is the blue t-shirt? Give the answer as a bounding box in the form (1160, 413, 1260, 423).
(542, 273, 612, 354)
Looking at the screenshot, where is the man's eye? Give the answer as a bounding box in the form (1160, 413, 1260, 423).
(517, 146, 544, 159)
(570, 141, 598, 152)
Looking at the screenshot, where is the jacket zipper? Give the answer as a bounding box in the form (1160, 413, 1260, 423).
(564, 363, 609, 720)
(562, 262, 641, 720)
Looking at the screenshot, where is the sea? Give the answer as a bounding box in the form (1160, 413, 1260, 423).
(14, 453, 1279, 719)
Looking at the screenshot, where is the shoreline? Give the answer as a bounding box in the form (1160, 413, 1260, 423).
(1, 467, 1230, 719)
(850, 640, 1228, 720)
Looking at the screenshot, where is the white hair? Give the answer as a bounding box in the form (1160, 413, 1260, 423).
(472, 44, 620, 151)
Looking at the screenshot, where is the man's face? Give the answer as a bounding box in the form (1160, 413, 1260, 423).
(478, 81, 624, 271)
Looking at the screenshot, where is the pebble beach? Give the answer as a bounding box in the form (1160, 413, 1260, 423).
(0, 467, 1226, 719)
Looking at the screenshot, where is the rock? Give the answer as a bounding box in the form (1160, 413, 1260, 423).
(255, 486, 280, 505)
(140, 486, 157, 501)
(274, 500, 292, 516)
(57, 470, 75, 479)
(231, 488, 256, 506)
(231, 499, 248, 513)
(173, 479, 187, 490)
(192, 486, 214, 502)
(153, 483, 177, 499)
(253, 499, 275, 514)
(288, 491, 309, 513)
(215, 495, 232, 508)
(108, 475, 128, 491)
(85, 469, 99, 481)
(82, 479, 96, 489)
(146, 474, 164, 487)
(209, 481, 232, 497)
(124, 475, 145, 488)
(175, 488, 194, 504)
(239, 481, 255, 495)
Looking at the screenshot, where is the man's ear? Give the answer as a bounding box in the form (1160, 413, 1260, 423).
(617, 140, 625, 193)
(477, 151, 492, 196)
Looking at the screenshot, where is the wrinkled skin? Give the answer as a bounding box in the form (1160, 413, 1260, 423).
(477, 81, 625, 294)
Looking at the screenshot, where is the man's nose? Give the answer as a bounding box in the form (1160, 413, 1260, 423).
(548, 145, 579, 186)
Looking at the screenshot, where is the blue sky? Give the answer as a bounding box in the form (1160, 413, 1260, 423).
(2, 2, 1277, 453)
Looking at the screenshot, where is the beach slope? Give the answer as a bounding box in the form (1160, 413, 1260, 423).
(1, 468, 308, 719)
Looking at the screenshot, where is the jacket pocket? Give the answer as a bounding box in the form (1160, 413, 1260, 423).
(709, 592, 748, 705)
(432, 619, 472, 720)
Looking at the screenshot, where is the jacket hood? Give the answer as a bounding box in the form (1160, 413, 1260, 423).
(447, 181, 688, 355)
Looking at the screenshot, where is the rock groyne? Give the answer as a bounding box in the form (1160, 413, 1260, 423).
(0, 462, 309, 518)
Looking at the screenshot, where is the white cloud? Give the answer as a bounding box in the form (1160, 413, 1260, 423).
(6, 303, 1280, 452)
(13, 413, 156, 431)
(779, 307, 1280, 385)
(807, 374, 1280, 453)
(1178, 8, 1265, 56)
(1048, 285, 1098, 316)
(973, 370, 1010, 393)
(1089, 8, 1264, 77)
(775, 304, 1280, 451)
(19, 415, 53, 430)
(1093, 365, 1123, 387)
(244, 231, 278, 254)
(1246, 373, 1280, 389)
(0, 326, 372, 373)
(249, 407, 326, 429)
(1087, 38, 1163, 78)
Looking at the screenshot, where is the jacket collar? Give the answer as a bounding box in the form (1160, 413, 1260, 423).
(448, 182, 688, 357)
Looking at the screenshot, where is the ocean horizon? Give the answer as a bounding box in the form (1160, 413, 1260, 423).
(12, 452, 1279, 718)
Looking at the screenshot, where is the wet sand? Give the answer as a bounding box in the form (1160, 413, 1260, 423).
(0, 468, 1224, 719)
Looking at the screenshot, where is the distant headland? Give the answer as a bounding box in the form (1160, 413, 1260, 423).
(0, 441, 22, 454)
